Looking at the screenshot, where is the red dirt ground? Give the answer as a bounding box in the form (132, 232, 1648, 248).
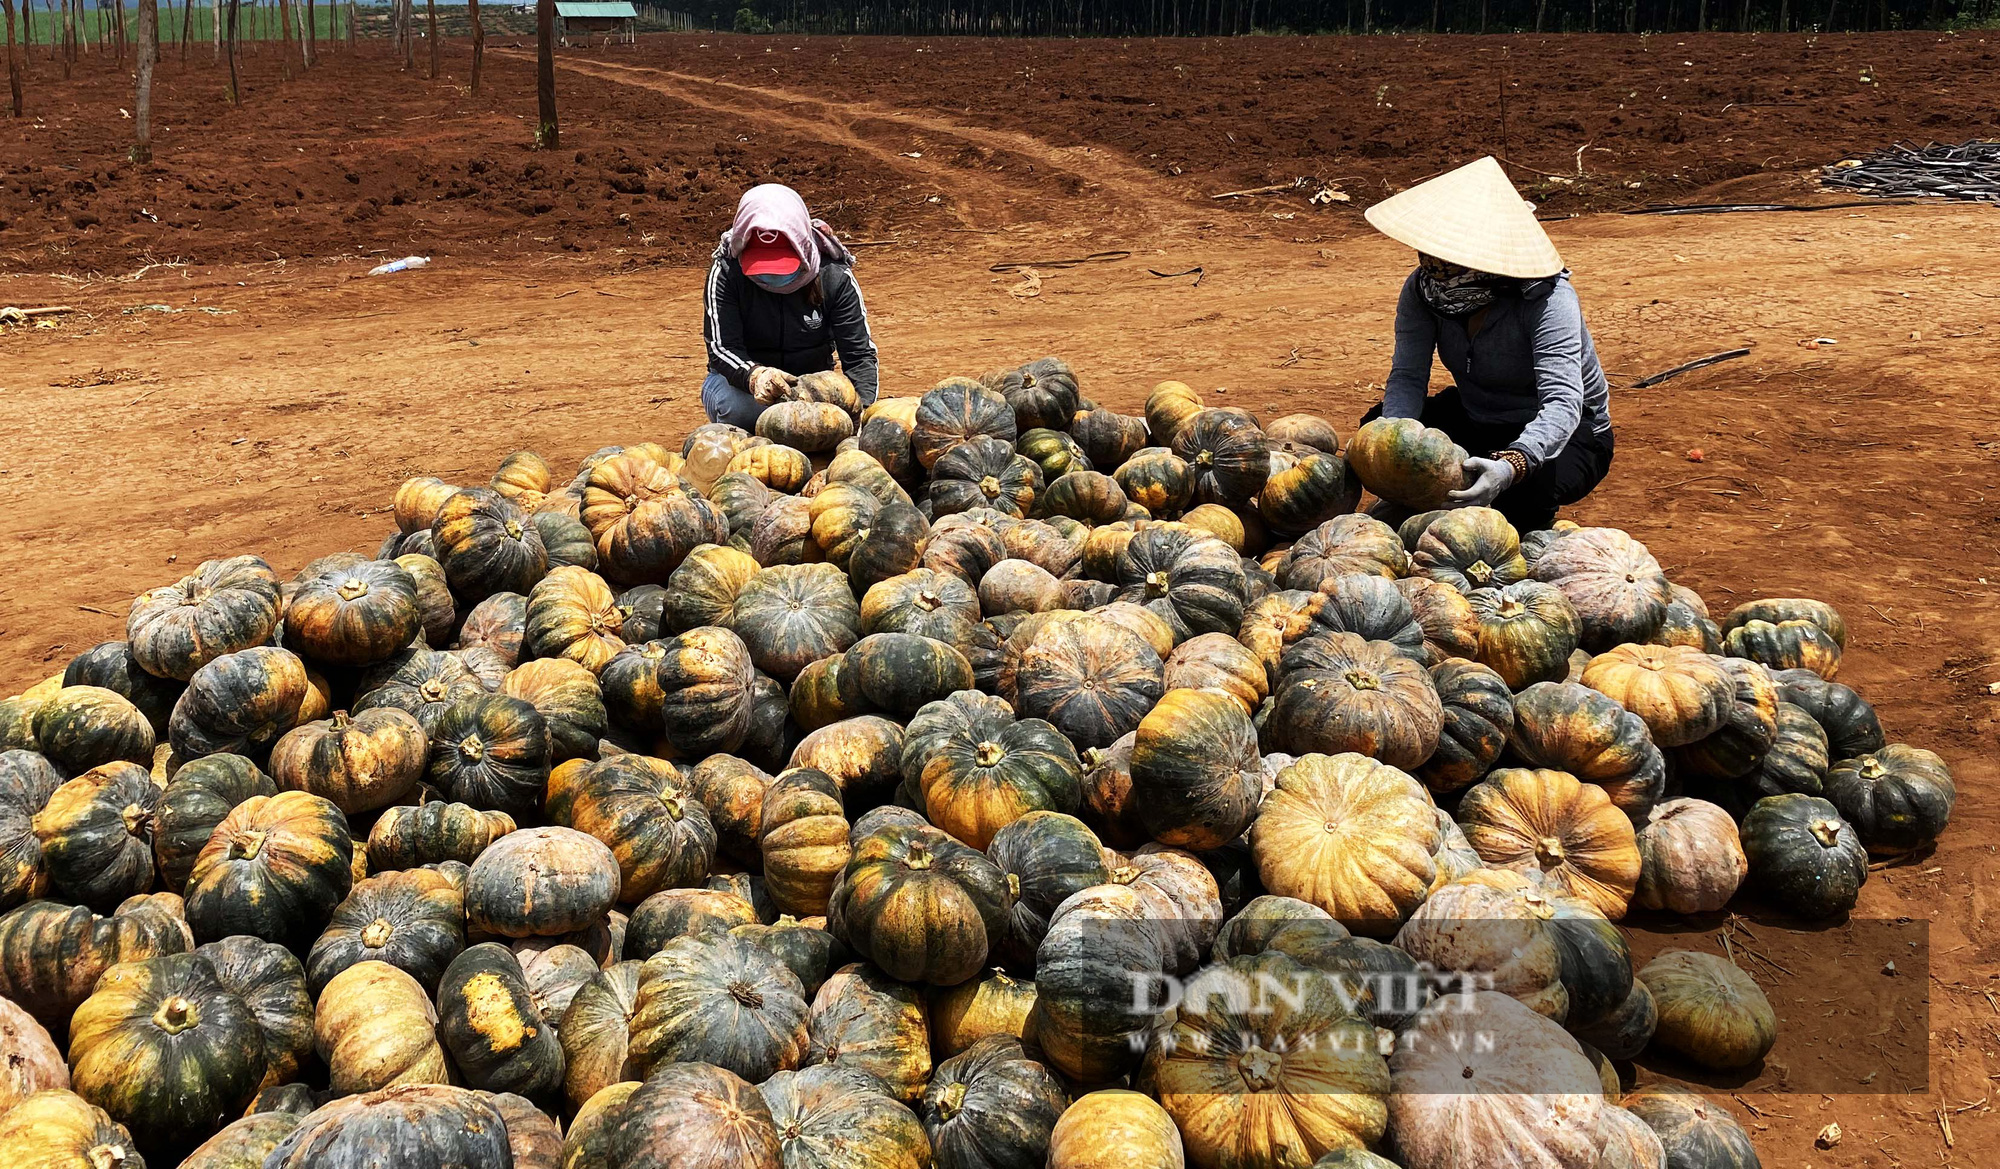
(3, 31, 1997, 271)
(1, 29, 1997, 1168)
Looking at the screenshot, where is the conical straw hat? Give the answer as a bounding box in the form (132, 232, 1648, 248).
(1363, 157, 1563, 279)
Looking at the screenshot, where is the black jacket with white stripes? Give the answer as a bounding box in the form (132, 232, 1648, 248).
(702, 253, 879, 405)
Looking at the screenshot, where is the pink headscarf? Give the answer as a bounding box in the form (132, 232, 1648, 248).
(722, 184, 854, 296)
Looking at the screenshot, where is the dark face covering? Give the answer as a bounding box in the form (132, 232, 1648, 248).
(1415, 254, 1508, 317)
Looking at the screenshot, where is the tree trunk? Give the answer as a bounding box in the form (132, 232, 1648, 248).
(3, 0, 20, 118)
(1535, 0, 1546, 27)
(536, 0, 556, 147)
(133, 0, 156, 160)
(426, 0, 436, 79)
(346, 0, 354, 46)
(469, 0, 483, 90)
(401, 0, 413, 71)
(213, 0, 221, 61)
(302, 0, 314, 66)
(275, 0, 292, 78)
(60, 0, 73, 65)
(225, 0, 239, 103)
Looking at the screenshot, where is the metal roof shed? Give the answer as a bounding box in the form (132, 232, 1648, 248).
(555, 1, 637, 44)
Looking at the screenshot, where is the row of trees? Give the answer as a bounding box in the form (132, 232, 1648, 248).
(720, 0, 1993, 32)
(1, 0, 551, 156)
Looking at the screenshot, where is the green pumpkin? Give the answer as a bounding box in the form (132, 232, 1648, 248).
(557, 960, 644, 1111)
(727, 563, 863, 684)
(352, 648, 486, 735)
(1304, 573, 1428, 659)
(552, 755, 715, 904)
(533, 510, 600, 572)
(1070, 407, 1149, 470)
(912, 379, 1019, 472)
(1345, 416, 1468, 510)
(364, 800, 515, 871)
(68, 951, 269, 1155)
(1506, 681, 1666, 824)
(1465, 580, 1582, 690)
(1258, 447, 1362, 537)
(628, 932, 810, 1082)
(1638, 949, 1776, 1070)
(1722, 596, 1846, 648)
(1277, 514, 1409, 589)
(1115, 525, 1247, 640)
(602, 1061, 783, 1169)
(1209, 894, 1338, 963)
(918, 1035, 1068, 1169)
(168, 646, 315, 763)
(1413, 507, 1530, 593)
(284, 560, 424, 668)
(63, 641, 184, 738)
(196, 934, 316, 1088)
(1013, 618, 1164, 751)
(435, 943, 564, 1096)
(1622, 1086, 1763, 1169)
(984, 812, 1109, 974)
(0, 896, 194, 1028)
(465, 826, 621, 940)
(844, 634, 977, 720)
(33, 761, 161, 911)
(307, 867, 466, 994)
(184, 790, 354, 948)
(848, 503, 934, 598)
(806, 962, 933, 1102)
(127, 555, 284, 681)
(1026, 884, 1165, 1083)
(687, 755, 775, 867)
(1418, 658, 1513, 794)
(32, 686, 155, 778)
(931, 437, 1043, 520)
(1735, 701, 1830, 805)
(424, 693, 551, 818)
(1169, 409, 1271, 507)
(1127, 688, 1262, 851)
(500, 658, 606, 764)
(1771, 668, 1884, 760)
(759, 1064, 930, 1169)
(988, 358, 1080, 434)
(265, 1085, 516, 1167)
(788, 715, 905, 811)
(1017, 429, 1092, 481)
(1823, 743, 1954, 855)
(1723, 618, 1841, 680)
(1673, 656, 1781, 782)
(624, 888, 760, 960)
(179, 1112, 305, 1169)
(730, 916, 849, 1001)
(1546, 896, 1633, 1028)
(901, 690, 1082, 851)
(431, 487, 550, 602)
(0, 750, 59, 911)
(1112, 448, 1195, 516)
(1571, 977, 1657, 1061)
(830, 823, 1012, 986)
(1739, 794, 1867, 919)
(0, 696, 44, 752)
(456, 591, 528, 666)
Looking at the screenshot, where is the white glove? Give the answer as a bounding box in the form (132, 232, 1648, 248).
(749, 366, 797, 404)
(1450, 456, 1517, 507)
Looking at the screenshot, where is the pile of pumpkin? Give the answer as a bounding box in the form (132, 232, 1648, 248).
(0, 359, 1955, 1169)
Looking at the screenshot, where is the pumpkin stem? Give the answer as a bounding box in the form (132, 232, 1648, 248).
(1857, 757, 1886, 780)
(336, 577, 371, 601)
(504, 519, 525, 539)
(1006, 872, 1021, 900)
(1809, 818, 1843, 848)
(459, 736, 487, 761)
(1237, 1046, 1282, 1091)
(916, 590, 942, 612)
(1534, 836, 1567, 868)
(87, 1145, 127, 1169)
(662, 796, 685, 820)
(153, 995, 199, 1034)
(419, 678, 451, 702)
(727, 981, 765, 1009)
(229, 830, 267, 861)
(1494, 596, 1526, 619)
(1110, 866, 1139, 885)
(121, 803, 152, 838)
(1465, 560, 1493, 585)
(974, 741, 1006, 768)
(362, 919, 395, 948)
(1342, 669, 1381, 692)
(332, 710, 352, 730)
(1143, 570, 1169, 599)
(904, 840, 934, 871)
(935, 1081, 968, 1121)
(775, 914, 799, 927)
(979, 476, 1003, 499)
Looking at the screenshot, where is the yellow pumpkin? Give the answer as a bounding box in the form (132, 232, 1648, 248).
(1457, 768, 1641, 919)
(1249, 753, 1439, 937)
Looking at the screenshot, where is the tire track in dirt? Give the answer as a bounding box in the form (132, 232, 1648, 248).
(497, 49, 1187, 230)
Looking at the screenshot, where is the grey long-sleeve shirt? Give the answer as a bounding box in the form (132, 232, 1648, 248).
(1382, 269, 1611, 470)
